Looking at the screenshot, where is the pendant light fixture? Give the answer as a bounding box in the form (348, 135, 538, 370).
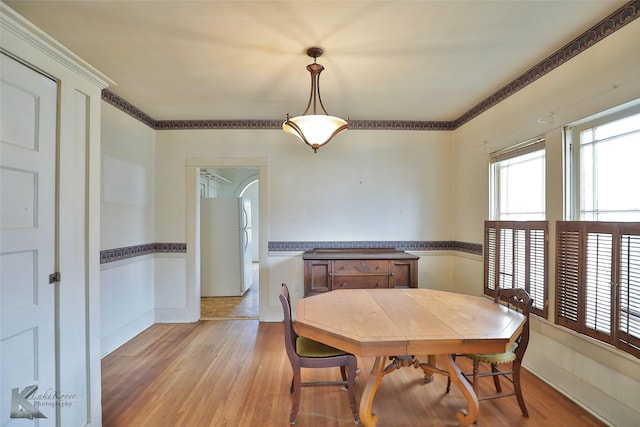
(283, 47, 348, 153)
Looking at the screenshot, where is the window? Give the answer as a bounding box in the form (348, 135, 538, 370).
(490, 137, 545, 220)
(556, 222, 640, 358)
(486, 138, 548, 318)
(485, 221, 548, 318)
(566, 105, 640, 221)
(559, 102, 640, 359)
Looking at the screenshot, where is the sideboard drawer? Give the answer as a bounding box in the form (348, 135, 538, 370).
(333, 275, 389, 290)
(334, 260, 389, 275)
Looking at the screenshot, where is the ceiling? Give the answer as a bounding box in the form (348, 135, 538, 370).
(4, 1, 629, 123)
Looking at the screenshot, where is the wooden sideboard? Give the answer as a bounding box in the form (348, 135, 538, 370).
(303, 249, 419, 297)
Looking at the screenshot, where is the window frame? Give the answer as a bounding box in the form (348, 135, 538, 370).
(489, 136, 546, 221)
(564, 102, 640, 221)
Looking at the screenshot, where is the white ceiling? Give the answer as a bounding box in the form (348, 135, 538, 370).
(5, 0, 629, 122)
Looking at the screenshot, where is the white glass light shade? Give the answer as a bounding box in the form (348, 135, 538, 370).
(282, 114, 348, 152)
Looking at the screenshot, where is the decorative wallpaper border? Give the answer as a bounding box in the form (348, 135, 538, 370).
(101, 1, 639, 131)
(268, 241, 482, 256)
(101, 89, 156, 128)
(151, 118, 456, 131)
(453, 0, 640, 128)
(155, 119, 283, 130)
(100, 240, 481, 264)
(100, 243, 186, 264)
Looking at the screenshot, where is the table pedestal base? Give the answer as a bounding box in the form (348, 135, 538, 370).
(359, 354, 480, 426)
(383, 355, 445, 382)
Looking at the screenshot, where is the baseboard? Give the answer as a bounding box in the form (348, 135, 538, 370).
(524, 351, 637, 427)
(100, 310, 154, 357)
(154, 307, 198, 323)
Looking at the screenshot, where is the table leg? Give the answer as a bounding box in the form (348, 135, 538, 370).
(438, 354, 479, 426)
(422, 355, 437, 383)
(359, 356, 386, 426)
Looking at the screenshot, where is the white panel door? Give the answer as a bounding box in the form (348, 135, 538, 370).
(1, 53, 57, 425)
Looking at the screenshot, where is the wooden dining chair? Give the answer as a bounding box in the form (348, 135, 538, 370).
(446, 287, 533, 417)
(279, 284, 359, 425)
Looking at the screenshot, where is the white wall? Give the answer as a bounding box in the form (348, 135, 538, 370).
(154, 129, 456, 322)
(101, 105, 156, 249)
(452, 19, 640, 426)
(100, 103, 156, 356)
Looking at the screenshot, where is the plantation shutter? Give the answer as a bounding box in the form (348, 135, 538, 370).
(555, 222, 580, 330)
(484, 221, 548, 318)
(485, 224, 497, 293)
(529, 228, 546, 315)
(499, 227, 514, 290)
(513, 228, 526, 290)
(584, 225, 614, 344)
(618, 225, 640, 357)
(555, 222, 640, 358)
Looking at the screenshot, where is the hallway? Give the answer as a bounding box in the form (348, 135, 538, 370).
(200, 262, 259, 319)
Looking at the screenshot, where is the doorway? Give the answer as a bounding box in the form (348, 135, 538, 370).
(199, 168, 259, 319)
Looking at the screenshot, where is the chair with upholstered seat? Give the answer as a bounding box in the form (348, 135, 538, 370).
(279, 283, 359, 425)
(446, 287, 533, 418)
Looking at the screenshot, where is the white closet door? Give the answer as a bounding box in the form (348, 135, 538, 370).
(1, 53, 57, 424)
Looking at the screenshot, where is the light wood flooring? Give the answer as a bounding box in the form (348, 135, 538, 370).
(102, 319, 606, 427)
(200, 262, 259, 319)
(200, 285, 259, 319)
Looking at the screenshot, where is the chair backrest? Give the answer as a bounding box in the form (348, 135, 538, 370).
(497, 287, 533, 357)
(279, 283, 299, 362)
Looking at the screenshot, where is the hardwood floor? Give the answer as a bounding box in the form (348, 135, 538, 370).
(102, 320, 606, 427)
(200, 262, 259, 319)
(200, 285, 259, 319)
